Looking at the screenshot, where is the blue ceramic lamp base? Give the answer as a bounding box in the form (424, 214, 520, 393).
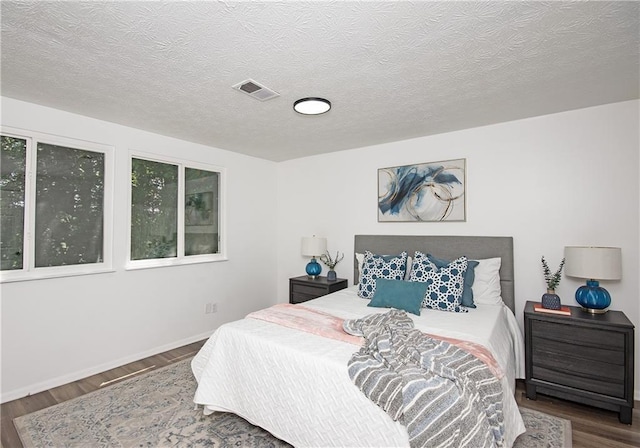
(305, 257, 322, 278)
(575, 279, 611, 314)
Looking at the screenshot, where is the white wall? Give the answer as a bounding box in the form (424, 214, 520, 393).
(276, 100, 640, 398)
(0, 98, 279, 402)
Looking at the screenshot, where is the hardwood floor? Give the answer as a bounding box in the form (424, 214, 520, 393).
(515, 381, 640, 448)
(2, 339, 639, 447)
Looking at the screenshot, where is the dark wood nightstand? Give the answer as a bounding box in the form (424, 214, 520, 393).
(289, 275, 348, 304)
(524, 300, 635, 424)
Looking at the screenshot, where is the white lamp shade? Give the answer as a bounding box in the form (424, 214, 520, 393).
(301, 236, 327, 257)
(564, 246, 622, 280)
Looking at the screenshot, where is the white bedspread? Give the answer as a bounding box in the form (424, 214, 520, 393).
(192, 286, 526, 447)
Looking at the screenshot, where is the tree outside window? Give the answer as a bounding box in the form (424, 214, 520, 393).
(130, 158, 178, 260)
(0, 136, 27, 270)
(130, 156, 222, 265)
(1, 131, 111, 280)
(35, 143, 105, 267)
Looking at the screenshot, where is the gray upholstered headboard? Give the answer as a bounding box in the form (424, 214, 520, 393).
(354, 235, 515, 314)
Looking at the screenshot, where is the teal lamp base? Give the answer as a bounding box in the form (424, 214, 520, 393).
(305, 257, 322, 278)
(575, 279, 611, 314)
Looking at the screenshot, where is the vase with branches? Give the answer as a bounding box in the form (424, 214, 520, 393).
(320, 251, 344, 281)
(540, 256, 565, 310)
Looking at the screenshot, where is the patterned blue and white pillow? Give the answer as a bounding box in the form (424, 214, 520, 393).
(410, 251, 468, 312)
(357, 251, 408, 299)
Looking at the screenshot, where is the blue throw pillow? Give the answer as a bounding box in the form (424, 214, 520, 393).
(368, 278, 428, 316)
(409, 252, 468, 313)
(427, 254, 479, 308)
(357, 251, 408, 299)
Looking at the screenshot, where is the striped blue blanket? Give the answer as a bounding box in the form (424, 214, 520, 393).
(345, 309, 505, 448)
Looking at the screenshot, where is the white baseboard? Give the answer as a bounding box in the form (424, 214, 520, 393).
(1, 331, 213, 404)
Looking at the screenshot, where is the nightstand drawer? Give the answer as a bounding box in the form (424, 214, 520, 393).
(291, 283, 326, 296)
(290, 293, 313, 304)
(532, 365, 625, 398)
(532, 335, 625, 365)
(532, 320, 624, 351)
(531, 344, 625, 398)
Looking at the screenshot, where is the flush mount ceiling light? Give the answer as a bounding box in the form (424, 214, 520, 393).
(293, 97, 331, 115)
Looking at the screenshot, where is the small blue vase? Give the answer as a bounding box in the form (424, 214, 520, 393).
(541, 290, 561, 310)
(305, 257, 322, 278)
(575, 280, 610, 313)
(327, 270, 337, 281)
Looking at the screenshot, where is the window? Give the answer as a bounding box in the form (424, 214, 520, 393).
(0, 135, 27, 271)
(128, 154, 224, 268)
(130, 158, 179, 260)
(1, 128, 113, 281)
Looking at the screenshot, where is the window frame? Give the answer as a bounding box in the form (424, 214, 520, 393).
(0, 126, 114, 283)
(126, 150, 227, 270)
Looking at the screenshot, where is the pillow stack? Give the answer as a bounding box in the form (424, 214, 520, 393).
(356, 249, 502, 315)
(409, 252, 469, 313)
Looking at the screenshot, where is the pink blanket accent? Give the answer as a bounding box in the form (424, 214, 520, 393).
(246, 303, 365, 346)
(246, 304, 503, 379)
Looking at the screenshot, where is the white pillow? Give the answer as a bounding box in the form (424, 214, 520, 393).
(404, 256, 413, 280)
(471, 257, 502, 305)
(355, 252, 412, 283)
(355, 252, 365, 276)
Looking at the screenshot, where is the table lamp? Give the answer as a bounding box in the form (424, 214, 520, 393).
(564, 246, 622, 314)
(301, 236, 327, 278)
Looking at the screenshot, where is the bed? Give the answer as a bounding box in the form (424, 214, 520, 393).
(192, 235, 526, 447)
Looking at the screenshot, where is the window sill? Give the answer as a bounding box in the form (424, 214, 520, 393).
(125, 255, 228, 271)
(0, 267, 116, 283)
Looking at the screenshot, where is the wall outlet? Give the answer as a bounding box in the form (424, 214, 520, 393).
(205, 303, 218, 314)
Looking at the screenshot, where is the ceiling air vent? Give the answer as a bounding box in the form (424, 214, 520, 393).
(232, 79, 280, 101)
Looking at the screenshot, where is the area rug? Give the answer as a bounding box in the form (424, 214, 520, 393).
(15, 358, 572, 447)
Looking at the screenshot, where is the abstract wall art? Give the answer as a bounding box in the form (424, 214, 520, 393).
(378, 158, 466, 222)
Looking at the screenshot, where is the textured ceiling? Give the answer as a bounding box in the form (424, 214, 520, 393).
(1, 1, 638, 162)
